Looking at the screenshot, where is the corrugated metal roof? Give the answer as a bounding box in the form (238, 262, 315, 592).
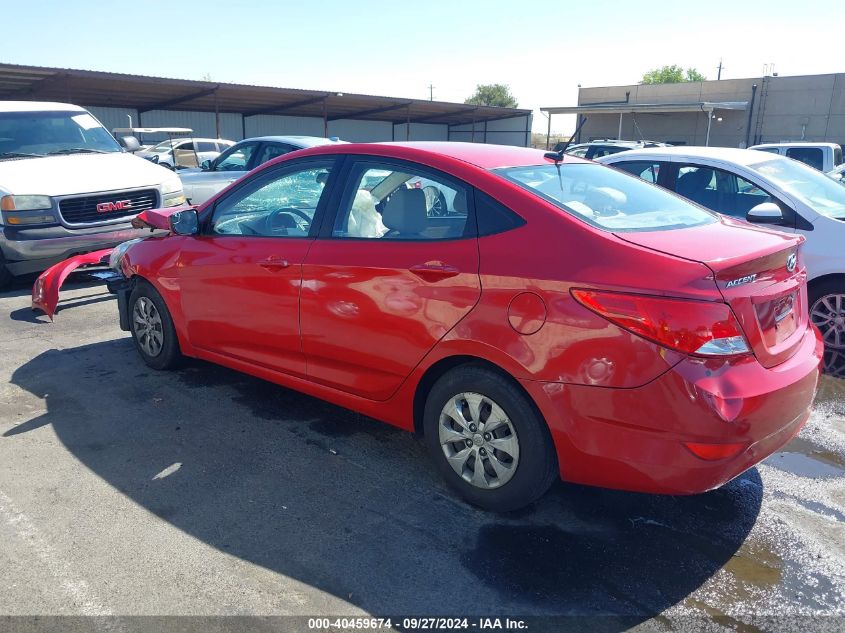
(0, 63, 530, 126)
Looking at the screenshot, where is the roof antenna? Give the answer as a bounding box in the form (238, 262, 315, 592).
(545, 116, 587, 163)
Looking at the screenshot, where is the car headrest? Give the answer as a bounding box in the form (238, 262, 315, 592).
(382, 187, 427, 235)
(453, 190, 467, 214)
(677, 168, 713, 194)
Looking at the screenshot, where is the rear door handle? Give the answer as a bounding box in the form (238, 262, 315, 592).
(258, 257, 290, 271)
(409, 263, 460, 282)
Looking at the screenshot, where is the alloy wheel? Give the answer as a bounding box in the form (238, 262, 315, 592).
(438, 392, 520, 489)
(810, 293, 845, 350)
(132, 297, 164, 357)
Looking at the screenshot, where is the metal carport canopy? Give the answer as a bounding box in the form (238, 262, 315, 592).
(0, 63, 530, 126)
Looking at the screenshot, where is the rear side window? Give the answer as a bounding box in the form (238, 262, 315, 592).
(474, 190, 526, 236)
(333, 162, 471, 240)
(495, 163, 715, 232)
(786, 147, 824, 171)
(612, 160, 662, 184)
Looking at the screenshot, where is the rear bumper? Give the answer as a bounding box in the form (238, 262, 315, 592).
(1, 223, 145, 275)
(522, 324, 823, 495)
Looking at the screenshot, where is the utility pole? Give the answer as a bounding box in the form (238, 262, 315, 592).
(717, 59, 724, 80)
(428, 83, 434, 101)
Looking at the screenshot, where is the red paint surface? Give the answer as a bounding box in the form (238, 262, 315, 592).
(97, 143, 822, 494)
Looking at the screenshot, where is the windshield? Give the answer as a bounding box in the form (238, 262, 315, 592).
(495, 163, 716, 231)
(0, 110, 121, 157)
(750, 158, 845, 220)
(147, 140, 179, 153)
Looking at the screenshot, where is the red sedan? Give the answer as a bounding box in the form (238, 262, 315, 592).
(71, 142, 824, 510)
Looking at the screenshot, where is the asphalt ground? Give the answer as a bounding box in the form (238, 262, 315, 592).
(0, 273, 843, 632)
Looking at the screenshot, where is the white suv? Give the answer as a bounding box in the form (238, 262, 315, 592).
(0, 101, 186, 288)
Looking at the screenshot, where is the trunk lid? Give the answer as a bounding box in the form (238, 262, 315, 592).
(615, 218, 807, 368)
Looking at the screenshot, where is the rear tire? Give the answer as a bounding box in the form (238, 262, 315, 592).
(423, 364, 557, 512)
(128, 280, 182, 370)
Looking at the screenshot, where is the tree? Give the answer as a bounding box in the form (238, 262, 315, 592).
(640, 65, 706, 84)
(464, 84, 518, 108)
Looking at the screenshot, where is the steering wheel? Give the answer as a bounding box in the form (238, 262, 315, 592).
(264, 207, 311, 235)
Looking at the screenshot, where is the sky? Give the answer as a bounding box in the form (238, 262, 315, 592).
(1, 0, 840, 134)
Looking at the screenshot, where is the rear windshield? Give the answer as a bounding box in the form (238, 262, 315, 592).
(495, 163, 716, 232)
(750, 158, 845, 220)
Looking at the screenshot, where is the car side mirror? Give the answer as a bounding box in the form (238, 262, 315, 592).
(118, 135, 141, 152)
(201, 159, 213, 171)
(169, 209, 199, 235)
(746, 202, 784, 225)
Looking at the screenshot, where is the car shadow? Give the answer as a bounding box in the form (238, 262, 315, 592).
(6, 339, 763, 625)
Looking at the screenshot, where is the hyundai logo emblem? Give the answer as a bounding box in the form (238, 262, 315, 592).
(786, 253, 797, 273)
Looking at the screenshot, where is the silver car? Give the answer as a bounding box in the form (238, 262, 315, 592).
(179, 136, 346, 205)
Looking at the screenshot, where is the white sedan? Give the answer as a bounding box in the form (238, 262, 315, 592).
(598, 146, 845, 376)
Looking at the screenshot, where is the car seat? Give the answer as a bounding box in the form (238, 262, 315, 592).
(382, 188, 428, 238)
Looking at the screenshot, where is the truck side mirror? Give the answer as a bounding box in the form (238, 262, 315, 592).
(746, 202, 784, 225)
(201, 159, 213, 171)
(118, 135, 141, 152)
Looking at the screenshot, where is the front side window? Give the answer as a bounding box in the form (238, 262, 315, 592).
(675, 164, 773, 217)
(786, 147, 824, 171)
(0, 110, 121, 157)
(211, 162, 333, 237)
(333, 164, 469, 240)
(751, 158, 845, 219)
(214, 142, 258, 171)
(496, 163, 715, 231)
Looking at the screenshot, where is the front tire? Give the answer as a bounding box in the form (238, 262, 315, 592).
(128, 280, 182, 370)
(423, 365, 557, 512)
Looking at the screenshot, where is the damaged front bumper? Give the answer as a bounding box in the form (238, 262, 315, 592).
(31, 248, 115, 319)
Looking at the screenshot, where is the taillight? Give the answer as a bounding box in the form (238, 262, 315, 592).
(571, 289, 751, 357)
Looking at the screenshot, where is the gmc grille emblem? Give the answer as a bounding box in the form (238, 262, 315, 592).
(96, 200, 132, 213)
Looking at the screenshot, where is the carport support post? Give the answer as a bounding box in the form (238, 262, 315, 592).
(705, 108, 713, 146)
(546, 112, 552, 150)
(617, 112, 623, 140)
(214, 88, 220, 139)
(406, 106, 410, 141)
(323, 98, 328, 137)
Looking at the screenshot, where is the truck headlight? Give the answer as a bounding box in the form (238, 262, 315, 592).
(1, 195, 52, 211)
(161, 179, 182, 195)
(109, 238, 145, 272)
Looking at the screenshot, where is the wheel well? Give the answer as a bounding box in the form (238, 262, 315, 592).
(809, 273, 845, 294)
(412, 355, 539, 436)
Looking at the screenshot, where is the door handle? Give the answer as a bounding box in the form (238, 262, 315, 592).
(409, 263, 460, 282)
(258, 257, 290, 271)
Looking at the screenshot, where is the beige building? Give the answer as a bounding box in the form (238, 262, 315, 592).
(542, 72, 845, 148)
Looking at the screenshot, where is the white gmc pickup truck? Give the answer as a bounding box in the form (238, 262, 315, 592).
(0, 101, 185, 287)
